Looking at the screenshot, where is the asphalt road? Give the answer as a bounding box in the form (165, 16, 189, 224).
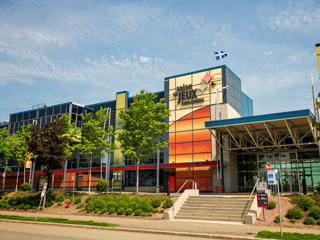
(0, 221, 222, 240)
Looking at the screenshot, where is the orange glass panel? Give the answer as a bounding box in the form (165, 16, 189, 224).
(176, 131, 192, 143)
(176, 154, 192, 163)
(176, 119, 192, 132)
(193, 129, 211, 141)
(194, 177, 212, 191)
(169, 133, 175, 144)
(179, 112, 193, 120)
(169, 144, 175, 155)
(176, 178, 193, 191)
(193, 141, 211, 153)
(169, 155, 175, 163)
(193, 106, 210, 119)
(194, 167, 212, 177)
(193, 117, 210, 130)
(193, 152, 212, 162)
(169, 122, 175, 132)
(176, 167, 193, 178)
(176, 142, 192, 154)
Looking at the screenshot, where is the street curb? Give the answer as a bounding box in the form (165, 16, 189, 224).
(0, 219, 265, 240)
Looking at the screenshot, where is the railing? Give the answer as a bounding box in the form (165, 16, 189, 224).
(172, 180, 195, 211)
(242, 178, 260, 217)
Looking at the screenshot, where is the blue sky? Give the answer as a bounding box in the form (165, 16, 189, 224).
(1, 0, 320, 121)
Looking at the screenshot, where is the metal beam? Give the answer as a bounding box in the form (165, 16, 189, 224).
(225, 126, 241, 149)
(243, 124, 259, 147)
(284, 120, 300, 148)
(307, 117, 319, 146)
(209, 129, 226, 151)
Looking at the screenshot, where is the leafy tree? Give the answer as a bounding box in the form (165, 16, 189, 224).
(72, 108, 116, 195)
(117, 90, 170, 194)
(0, 128, 13, 172)
(8, 126, 31, 191)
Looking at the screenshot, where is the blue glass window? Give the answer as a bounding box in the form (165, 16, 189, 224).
(11, 115, 16, 123)
(46, 117, 51, 122)
(39, 109, 46, 118)
(10, 129, 13, 135)
(10, 123, 14, 129)
(66, 104, 70, 113)
(54, 106, 60, 115)
(41, 118, 45, 124)
(30, 111, 36, 119)
(52, 116, 56, 121)
(72, 105, 77, 113)
(47, 108, 53, 116)
(61, 105, 66, 114)
(17, 113, 22, 121)
(28, 120, 32, 125)
(15, 122, 18, 128)
(23, 112, 29, 120)
(77, 106, 83, 114)
(24, 121, 28, 126)
(57, 115, 62, 119)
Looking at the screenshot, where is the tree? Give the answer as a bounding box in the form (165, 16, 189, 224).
(0, 128, 13, 172)
(117, 89, 170, 194)
(9, 126, 31, 191)
(27, 115, 74, 205)
(72, 107, 116, 195)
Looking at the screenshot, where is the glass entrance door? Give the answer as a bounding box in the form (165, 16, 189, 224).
(281, 170, 300, 192)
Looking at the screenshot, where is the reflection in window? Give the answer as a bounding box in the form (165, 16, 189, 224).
(54, 106, 60, 115)
(47, 108, 53, 116)
(17, 113, 22, 121)
(39, 109, 46, 118)
(61, 105, 66, 114)
(23, 112, 29, 120)
(30, 111, 36, 119)
(11, 115, 16, 123)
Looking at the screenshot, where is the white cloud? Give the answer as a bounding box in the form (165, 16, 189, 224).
(265, 50, 272, 56)
(139, 56, 150, 63)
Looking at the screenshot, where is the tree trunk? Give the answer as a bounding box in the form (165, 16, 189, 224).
(135, 159, 140, 194)
(88, 156, 92, 195)
(23, 158, 26, 183)
(29, 161, 32, 184)
(51, 173, 54, 191)
(15, 164, 20, 192)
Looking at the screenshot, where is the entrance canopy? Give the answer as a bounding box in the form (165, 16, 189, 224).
(205, 109, 319, 152)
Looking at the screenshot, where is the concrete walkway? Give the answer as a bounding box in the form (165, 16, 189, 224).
(0, 211, 320, 239)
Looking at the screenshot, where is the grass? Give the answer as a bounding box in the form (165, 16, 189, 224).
(255, 231, 320, 239)
(0, 214, 117, 228)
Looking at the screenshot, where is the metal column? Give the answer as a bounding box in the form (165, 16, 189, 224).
(63, 160, 68, 191)
(220, 134, 225, 193)
(156, 148, 160, 193)
(2, 160, 8, 190)
(30, 161, 35, 191)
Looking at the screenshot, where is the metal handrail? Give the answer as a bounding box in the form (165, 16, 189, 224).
(242, 178, 260, 217)
(172, 180, 195, 211)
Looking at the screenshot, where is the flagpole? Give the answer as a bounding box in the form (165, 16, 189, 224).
(213, 49, 219, 66)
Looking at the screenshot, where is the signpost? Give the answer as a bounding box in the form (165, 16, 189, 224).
(268, 169, 282, 237)
(36, 183, 47, 220)
(257, 182, 268, 222)
(71, 175, 75, 204)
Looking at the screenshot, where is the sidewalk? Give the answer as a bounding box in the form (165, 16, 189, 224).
(0, 210, 320, 239)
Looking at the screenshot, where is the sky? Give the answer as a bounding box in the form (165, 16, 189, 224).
(1, 0, 320, 121)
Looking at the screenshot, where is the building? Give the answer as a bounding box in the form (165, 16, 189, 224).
(1, 63, 319, 194)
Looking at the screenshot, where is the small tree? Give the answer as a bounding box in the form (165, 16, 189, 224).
(117, 90, 170, 194)
(0, 128, 13, 172)
(9, 126, 31, 191)
(72, 108, 116, 195)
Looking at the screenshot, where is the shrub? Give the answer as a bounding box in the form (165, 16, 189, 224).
(100, 208, 108, 214)
(134, 209, 142, 216)
(108, 207, 116, 214)
(141, 212, 146, 216)
(96, 180, 108, 192)
(94, 208, 99, 213)
(45, 200, 54, 207)
(125, 208, 133, 215)
(74, 196, 82, 204)
(132, 196, 140, 204)
(24, 204, 31, 210)
(268, 200, 276, 209)
(86, 195, 97, 203)
(160, 209, 164, 213)
(287, 206, 304, 219)
(4, 196, 9, 200)
(18, 204, 25, 209)
(20, 183, 31, 191)
(85, 202, 95, 213)
(153, 208, 159, 213)
(77, 203, 84, 209)
(78, 209, 85, 213)
(116, 201, 128, 211)
(106, 201, 117, 210)
(304, 216, 316, 225)
(298, 195, 315, 211)
(119, 194, 130, 202)
(151, 198, 161, 208)
(56, 195, 65, 203)
(117, 207, 125, 215)
(139, 200, 152, 213)
(274, 216, 283, 223)
(309, 207, 320, 220)
(146, 212, 152, 216)
(128, 202, 139, 211)
(290, 219, 296, 223)
(57, 203, 62, 206)
(94, 199, 106, 210)
(32, 206, 37, 210)
(163, 199, 173, 209)
(15, 196, 22, 205)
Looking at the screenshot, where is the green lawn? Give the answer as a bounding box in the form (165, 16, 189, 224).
(0, 214, 117, 227)
(255, 230, 320, 239)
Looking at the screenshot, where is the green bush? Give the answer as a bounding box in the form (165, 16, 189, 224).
(94, 199, 105, 210)
(141, 212, 146, 216)
(15, 196, 22, 205)
(128, 202, 139, 211)
(304, 216, 316, 225)
(74, 196, 82, 204)
(20, 183, 31, 191)
(132, 196, 140, 204)
(56, 195, 65, 203)
(119, 194, 130, 202)
(160, 209, 164, 213)
(108, 207, 115, 214)
(106, 201, 117, 210)
(139, 200, 152, 212)
(4, 196, 9, 200)
(298, 195, 315, 211)
(274, 216, 283, 223)
(117, 207, 125, 215)
(96, 180, 108, 192)
(78, 209, 85, 213)
(94, 208, 99, 213)
(18, 203, 25, 209)
(134, 209, 142, 216)
(153, 208, 159, 213)
(125, 208, 133, 215)
(100, 208, 108, 214)
(45, 200, 54, 207)
(290, 219, 296, 223)
(146, 212, 152, 216)
(163, 199, 173, 209)
(116, 201, 128, 211)
(309, 207, 320, 220)
(287, 206, 304, 219)
(57, 202, 62, 206)
(151, 198, 161, 208)
(85, 202, 95, 213)
(268, 200, 276, 209)
(24, 204, 31, 210)
(77, 203, 84, 209)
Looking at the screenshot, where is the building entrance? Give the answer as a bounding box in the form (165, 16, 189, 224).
(280, 170, 300, 193)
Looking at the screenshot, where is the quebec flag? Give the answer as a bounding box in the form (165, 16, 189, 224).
(215, 51, 227, 60)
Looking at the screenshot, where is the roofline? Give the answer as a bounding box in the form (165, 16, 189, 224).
(10, 102, 73, 116)
(164, 65, 241, 81)
(205, 109, 314, 128)
(85, 100, 116, 107)
(316, 43, 320, 47)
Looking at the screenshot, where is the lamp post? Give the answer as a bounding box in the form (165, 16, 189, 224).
(103, 107, 111, 191)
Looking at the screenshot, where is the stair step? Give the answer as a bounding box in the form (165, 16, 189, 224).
(175, 216, 245, 222)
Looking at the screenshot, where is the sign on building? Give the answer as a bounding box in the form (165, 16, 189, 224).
(268, 170, 278, 185)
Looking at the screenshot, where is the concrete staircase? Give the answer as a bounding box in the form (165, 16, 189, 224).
(175, 195, 253, 223)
